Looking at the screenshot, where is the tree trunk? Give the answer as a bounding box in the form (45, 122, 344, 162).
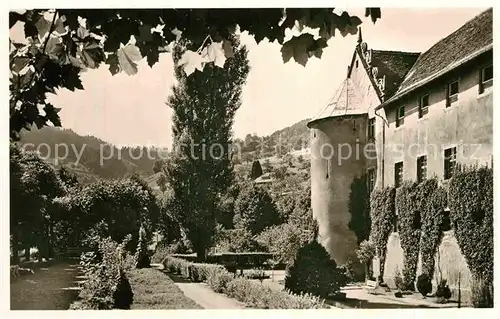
(11, 232, 20, 264)
(25, 245, 30, 262)
(196, 244, 206, 262)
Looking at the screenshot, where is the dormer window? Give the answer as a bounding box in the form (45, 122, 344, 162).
(446, 80, 459, 107)
(396, 105, 405, 128)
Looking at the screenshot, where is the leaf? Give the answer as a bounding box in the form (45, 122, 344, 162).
(35, 16, 51, 39)
(206, 41, 226, 68)
(53, 17, 67, 35)
(280, 34, 316, 66)
(105, 53, 120, 75)
(138, 24, 153, 42)
(178, 50, 205, 76)
(222, 39, 235, 58)
(10, 11, 26, 29)
(81, 40, 105, 69)
(45, 37, 64, 60)
(61, 65, 84, 91)
(24, 20, 38, 38)
(77, 26, 90, 39)
(11, 57, 31, 74)
(117, 44, 142, 75)
(365, 8, 381, 24)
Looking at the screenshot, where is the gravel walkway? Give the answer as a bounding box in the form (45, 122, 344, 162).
(10, 261, 81, 310)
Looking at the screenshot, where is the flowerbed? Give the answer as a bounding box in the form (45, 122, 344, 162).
(163, 256, 328, 309)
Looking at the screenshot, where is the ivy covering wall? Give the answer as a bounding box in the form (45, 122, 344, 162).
(395, 181, 421, 290)
(420, 180, 447, 277)
(369, 165, 492, 300)
(448, 165, 493, 283)
(369, 186, 395, 279)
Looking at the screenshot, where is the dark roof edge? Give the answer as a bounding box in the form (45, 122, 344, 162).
(375, 44, 493, 111)
(307, 112, 367, 128)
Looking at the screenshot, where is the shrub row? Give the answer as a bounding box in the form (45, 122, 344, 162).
(169, 252, 274, 268)
(70, 236, 135, 310)
(162, 256, 328, 309)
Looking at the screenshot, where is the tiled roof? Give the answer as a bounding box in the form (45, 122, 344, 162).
(394, 8, 493, 96)
(370, 50, 420, 98)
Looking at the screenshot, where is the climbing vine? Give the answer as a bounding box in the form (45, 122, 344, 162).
(420, 179, 447, 278)
(348, 174, 371, 245)
(369, 186, 396, 280)
(448, 165, 493, 283)
(395, 181, 421, 291)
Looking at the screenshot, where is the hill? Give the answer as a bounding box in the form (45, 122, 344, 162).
(18, 126, 167, 183)
(233, 118, 311, 163)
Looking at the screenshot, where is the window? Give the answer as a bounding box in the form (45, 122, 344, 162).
(367, 168, 376, 194)
(368, 117, 375, 139)
(444, 147, 457, 180)
(479, 65, 493, 94)
(394, 162, 403, 187)
(396, 106, 405, 127)
(446, 80, 459, 107)
(356, 60, 359, 68)
(417, 155, 427, 183)
(418, 94, 429, 118)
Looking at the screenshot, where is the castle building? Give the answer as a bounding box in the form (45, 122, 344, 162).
(307, 8, 492, 289)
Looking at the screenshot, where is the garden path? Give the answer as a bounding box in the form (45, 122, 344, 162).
(151, 263, 245, 309)
(10, 260, 82, 310)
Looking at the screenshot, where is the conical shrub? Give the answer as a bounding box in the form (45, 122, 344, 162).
(135, 227, 151, 269)
(284, 240, 346, 299)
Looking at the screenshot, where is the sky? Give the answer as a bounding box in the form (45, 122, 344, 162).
(10, 8, 488, 149)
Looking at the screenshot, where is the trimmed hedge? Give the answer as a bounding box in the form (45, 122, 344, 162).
(162, 256, 328, 309)
(169, 252, 274, 268)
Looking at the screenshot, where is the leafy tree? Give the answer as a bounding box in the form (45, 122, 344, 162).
(165, 36, 250, 261)
(156, 172, 168, 193)
(355, 240, 376, 280)
(57, 165, 79, 188)
(9, 8, 381, 139)
(55, 177, 160, 252)
(233, 184, 280, 235)
(152, 159, 166, 174)
(10, 143, 65, 262)
(250, 160, 263, 179)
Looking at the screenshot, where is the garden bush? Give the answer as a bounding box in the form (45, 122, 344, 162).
(284, 241, 346, 299)
(162, 256, 327, 308)
(393, 267, 404, 292)
(73, 236, 134, 310)
(416, 273, 432, 297)
(435, 279, 452, 302)
(471, 276, 494, 308)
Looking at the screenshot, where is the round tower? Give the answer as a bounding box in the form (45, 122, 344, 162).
(307, 78, 370, 267)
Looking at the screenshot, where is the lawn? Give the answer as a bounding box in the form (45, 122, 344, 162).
(127, 268, 202, 309)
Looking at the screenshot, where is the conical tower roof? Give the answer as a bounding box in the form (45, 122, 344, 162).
(308, 78, 366, 127)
